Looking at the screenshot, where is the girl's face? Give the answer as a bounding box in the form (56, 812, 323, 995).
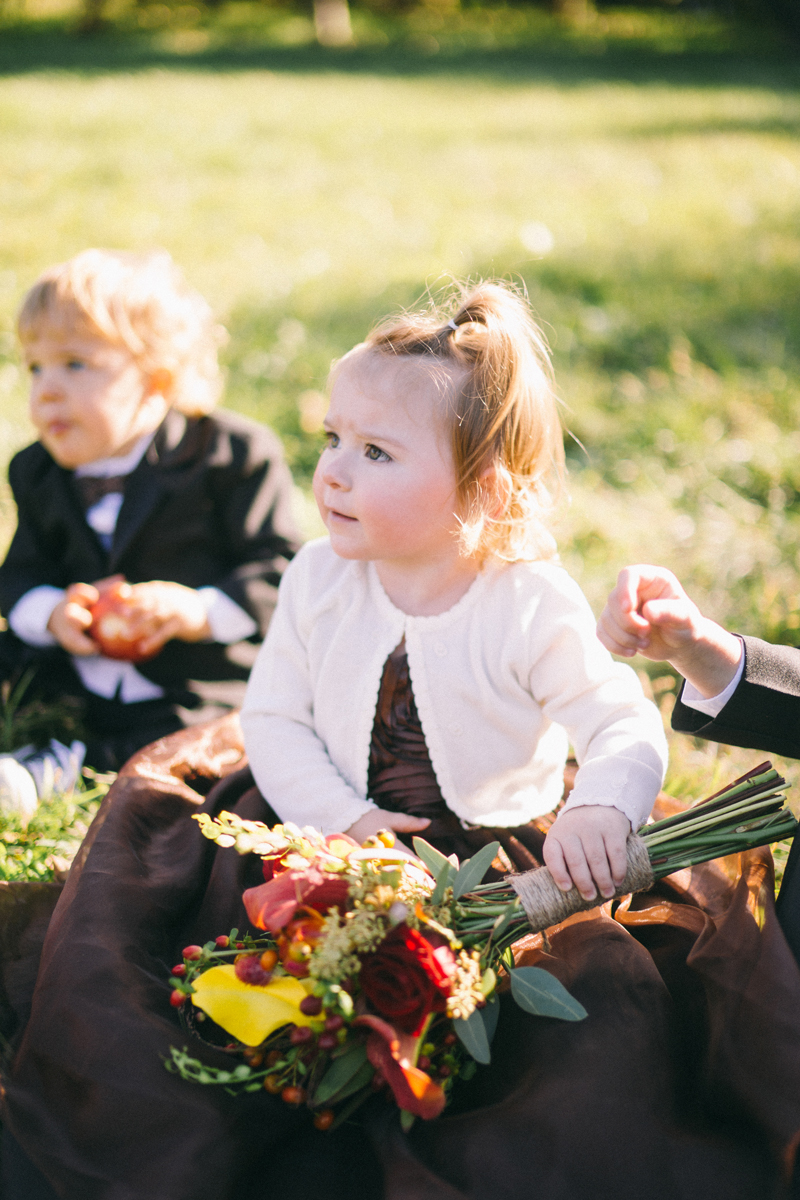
(313, 350, 463, 571)
(24, 326, 169, 469)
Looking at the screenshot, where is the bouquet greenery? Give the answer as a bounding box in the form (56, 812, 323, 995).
(166, 762, 795, 1130)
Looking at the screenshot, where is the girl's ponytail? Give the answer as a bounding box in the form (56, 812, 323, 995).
(366, 281, 564, 563)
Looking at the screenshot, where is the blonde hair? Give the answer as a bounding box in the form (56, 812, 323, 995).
(364, 281, 565, 564)
(17, 249, 226, 416)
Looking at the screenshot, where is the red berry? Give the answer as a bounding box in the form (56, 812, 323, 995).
(418, 1056, 431, 1070)
(290, 1025, 314, 1045)
(264, 1075, 282, 1094)
(281, 1085, 306, 1106)
(438, 1065, 451, 1078)
(324, 1014, 344, 1032)
(299, 995, 323, 1016)
(235, 942, 245, 949)
(318, 1032, 337, 1051)
(215, 935, 230, 949)
(443, 1033, 457, 1046)
(182, 945, 203, 961)
(169, 989, 187, 1007)
(266, 1050, 282, 1067)
(171, 964, 187, 978)
(260, 949, 278, 971)
(234, 955, 271, 986)
(313, 1109, 336, 1131)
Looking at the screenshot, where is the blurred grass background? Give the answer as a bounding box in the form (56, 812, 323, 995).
(0, 0, 797, 842)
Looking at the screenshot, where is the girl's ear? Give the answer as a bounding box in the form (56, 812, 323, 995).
(146, 367, 173, 400)
(478, 463, 512, 520)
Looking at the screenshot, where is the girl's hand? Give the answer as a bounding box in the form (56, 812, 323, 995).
(543, 805, 631, 902)
(47, 582, 100, 655)
(114, 581, 211, 658)
(345, 807, 430, 850)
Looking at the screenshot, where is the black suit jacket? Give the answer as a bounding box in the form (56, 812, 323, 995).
(0, 409, 301, 691)
(672, 635, 800, 760)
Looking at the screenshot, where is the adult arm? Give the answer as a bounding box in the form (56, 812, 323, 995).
(672, 636, 800, 760)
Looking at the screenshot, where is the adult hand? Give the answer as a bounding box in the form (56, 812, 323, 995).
(543, 804, 631, 902)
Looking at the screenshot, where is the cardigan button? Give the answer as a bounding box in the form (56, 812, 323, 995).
(434, 642, 447, 657)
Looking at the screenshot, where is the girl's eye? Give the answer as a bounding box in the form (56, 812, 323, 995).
(324, 431, 340, 449)
(365, 444, 390, 463)
(66, 360, 85, 371)
(28, 363, 41, 375)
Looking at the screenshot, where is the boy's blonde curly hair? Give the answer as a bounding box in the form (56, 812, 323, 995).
(17, 249, 226, 416)
(364, 280, 565, 564)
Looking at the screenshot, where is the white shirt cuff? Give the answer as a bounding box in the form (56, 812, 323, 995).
(71, 655, 165, 702)
(8, 586, 65, 647)
(680, 638, 745, 718)
(198, 587, 258, 644)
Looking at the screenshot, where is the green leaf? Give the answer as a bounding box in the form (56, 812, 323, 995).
(480, 998, 500, 1044)
(509, 967, 587, 1022)
(312, 1041, 369, 1105)
(452, 842, 501, 899)
(412, 837, 458, 882)
(323, 1060, 374, 1106)
(453, 1007, 492, 1064)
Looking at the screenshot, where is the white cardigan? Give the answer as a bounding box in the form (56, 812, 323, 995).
(241, 539, 667, 836)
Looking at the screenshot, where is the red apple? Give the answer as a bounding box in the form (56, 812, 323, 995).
(89, 582, 155, 662)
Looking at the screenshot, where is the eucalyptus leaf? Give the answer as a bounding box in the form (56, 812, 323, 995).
(313, 1041, 369, 1105)
(509, 967, 587, 1022)
(453, 1007, 492, 1064)
(452, 841, 501, 898)
(480, 998, 500, 1044)
(413, 837, 457, 882)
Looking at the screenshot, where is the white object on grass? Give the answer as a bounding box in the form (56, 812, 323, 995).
(0, 758, 39, 825)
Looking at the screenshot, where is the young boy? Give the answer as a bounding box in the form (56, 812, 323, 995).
(0, 249, 301, 769)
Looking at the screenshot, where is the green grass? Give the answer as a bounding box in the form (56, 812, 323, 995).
(0, 6, 797, 877)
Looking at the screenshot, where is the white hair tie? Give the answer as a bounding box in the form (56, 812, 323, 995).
(447, 319, 458, 333)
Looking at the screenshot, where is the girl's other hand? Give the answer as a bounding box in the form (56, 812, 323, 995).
(47, 582, 100, 655)
(543, 805, 631, 902)
(345, 807, 430, 850)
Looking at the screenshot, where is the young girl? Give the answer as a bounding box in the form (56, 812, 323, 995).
(241, 282, 667, 902)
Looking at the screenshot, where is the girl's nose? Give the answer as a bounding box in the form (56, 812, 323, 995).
(320, 452, 349, 490)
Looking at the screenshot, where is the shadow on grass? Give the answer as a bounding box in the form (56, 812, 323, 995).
(0, 25, 797, 90)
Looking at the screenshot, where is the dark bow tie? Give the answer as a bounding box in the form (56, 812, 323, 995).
(75, 474, 128, 512)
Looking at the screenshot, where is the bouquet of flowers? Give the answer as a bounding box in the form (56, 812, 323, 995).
(166, 762, 795, 1131)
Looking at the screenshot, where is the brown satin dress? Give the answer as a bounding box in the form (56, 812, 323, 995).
(368, 642, 552, 876)
(4, 677, 800, 1200)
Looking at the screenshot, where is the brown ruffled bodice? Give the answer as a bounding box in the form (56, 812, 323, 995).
(367, 643, 549, 874)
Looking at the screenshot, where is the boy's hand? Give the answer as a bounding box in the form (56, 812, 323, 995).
(345, 807, 430, 853)
(597, 565, 742, 698)
(116, 581, 211, 658)
(543, 805, 631, 902)
(47, 583, 100, 655)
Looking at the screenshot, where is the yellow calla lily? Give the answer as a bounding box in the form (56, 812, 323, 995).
(191, 966, 314, 1047)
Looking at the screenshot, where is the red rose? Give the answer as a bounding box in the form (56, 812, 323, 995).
(359, 924, 457, 1036)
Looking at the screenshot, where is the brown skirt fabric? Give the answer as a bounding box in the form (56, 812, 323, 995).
(3, 715, 800, 1199)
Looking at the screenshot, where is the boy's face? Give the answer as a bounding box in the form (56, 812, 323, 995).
(24, 329, 168, 469)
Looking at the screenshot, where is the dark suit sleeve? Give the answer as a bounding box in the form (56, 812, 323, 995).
(0, 450, 68, 615)
(205, 418, 302, 636)
(672, 636, 800, 760)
